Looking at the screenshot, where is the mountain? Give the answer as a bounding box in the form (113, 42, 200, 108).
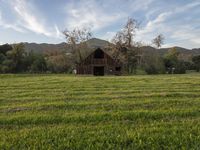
(141, 46, 199, 56)
(23, 42, 67, 53)
(86, 38, 110, 48)
(22, 38, 110, 53)
(191, 48, 200, 55)
(1, 38, 200, 57)
(140, 46, 199, 61)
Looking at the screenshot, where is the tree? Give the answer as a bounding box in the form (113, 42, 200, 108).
(22, 51, 36, 71)
(19, 50, 47, 73)
(0, 44, 13, 73)
(164, 47, 179, 73)
(110, 18, 141, 74)
(174, 60, 186, 74)
(112, 18, 139, 48)
(45, 50, 72, 73)
(29, 53, 47, 73)
(5, 43, 25, 72)
(0, 59, 13, 73)
(164, 47, 186, 74)
(121, 18, 139, 48)
(192, 55, 200, 72)
(152, 34, 165, 49)
(183, 61, 195, 71)
(142, 52, 165, 74)
(0, 53, 6, 64)
(0, 44, 12, 55)
(63, 27, 92, 64)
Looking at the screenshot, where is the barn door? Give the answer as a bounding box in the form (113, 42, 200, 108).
(93, 66, 104, 76)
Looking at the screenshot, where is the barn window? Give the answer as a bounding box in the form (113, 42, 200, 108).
(115, 67, 121, 71)
(94, 49, 104, 58)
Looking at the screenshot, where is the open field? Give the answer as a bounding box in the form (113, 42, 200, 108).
(0, 74, 200, 149)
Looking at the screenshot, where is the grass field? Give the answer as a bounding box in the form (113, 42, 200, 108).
(0, 74, 200, 149)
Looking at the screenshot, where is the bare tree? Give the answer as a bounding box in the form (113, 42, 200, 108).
(152, 34, 165, 49)
(63, 27, 92, 64)
(122, 18, 139, 48)
(110, 18, 141, 74)
(112, 18, 139, 48)
(110, 31, 126, 62)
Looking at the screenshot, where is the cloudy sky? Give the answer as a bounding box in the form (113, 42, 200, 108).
(0, 0, 200, 48)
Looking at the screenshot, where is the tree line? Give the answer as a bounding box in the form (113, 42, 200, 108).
(0, 18, 200, 74)
(0, 44, 73, 73)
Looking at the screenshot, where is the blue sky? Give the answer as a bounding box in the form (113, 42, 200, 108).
(0, 0, 200, 48)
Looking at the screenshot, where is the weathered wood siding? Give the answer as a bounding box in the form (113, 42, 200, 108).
(76, 48, 122, 75)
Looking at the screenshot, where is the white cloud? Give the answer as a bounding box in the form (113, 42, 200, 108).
(63, 0, 156, 40)
(11, 0, 53, 36)
(65, 0, 125, 31)
(129, 0, 155, 11)
(140, 12, 171, 36)
(136, 1, 200, 48)
(0, 23, 25, 33)
(0, 0, 63, 40)
(170, 26, 200, 47)
(0, 10, 25, 32)
(174, 1, 200, 14)
(98, 32, 116, 41)
(54, 25, 63, 39)
(64, 0, 156, 32)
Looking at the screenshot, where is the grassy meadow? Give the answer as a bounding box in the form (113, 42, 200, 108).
(0, 74, 200, 149)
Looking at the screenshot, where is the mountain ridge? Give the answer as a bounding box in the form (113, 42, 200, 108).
(1, 38, 200, 56)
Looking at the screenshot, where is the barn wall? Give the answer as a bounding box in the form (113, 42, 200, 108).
(76, 48, 122, 75)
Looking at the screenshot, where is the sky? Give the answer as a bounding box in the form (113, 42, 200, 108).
(0, 0, 200, 49)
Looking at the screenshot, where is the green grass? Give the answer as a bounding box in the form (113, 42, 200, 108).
(0, 74, 200, 149)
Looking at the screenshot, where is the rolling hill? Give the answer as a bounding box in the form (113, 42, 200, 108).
(2, 38, 200, 57)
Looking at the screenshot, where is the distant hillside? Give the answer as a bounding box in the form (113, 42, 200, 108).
(1, 38, 200, 57)
(22, 38, 110, 53)
(23, 42, 68, 53)
(86, 38, 110, 48)
(140, 46, 200, 61)
(141, 46, 200, 56)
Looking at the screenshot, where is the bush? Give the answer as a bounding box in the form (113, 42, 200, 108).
(192, 55, 200, 72)
(145, 65, 159, 74)
(174, 61, 186, 74)
(30, 56, 47, 73)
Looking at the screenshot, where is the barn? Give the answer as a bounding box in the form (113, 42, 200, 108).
(76, 48, 122, 76)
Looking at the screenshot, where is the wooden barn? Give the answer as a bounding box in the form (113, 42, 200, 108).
(76, 48, 122, 76)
